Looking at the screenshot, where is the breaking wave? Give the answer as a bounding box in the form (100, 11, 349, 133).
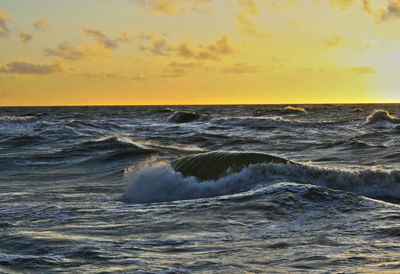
(123, 152, 400, 204)
(366, 109, 400, 124)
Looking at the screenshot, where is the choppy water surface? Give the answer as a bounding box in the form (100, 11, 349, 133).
(1, 104, 400, 272)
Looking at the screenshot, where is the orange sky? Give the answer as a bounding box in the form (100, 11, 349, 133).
(1, 0, 400, 106)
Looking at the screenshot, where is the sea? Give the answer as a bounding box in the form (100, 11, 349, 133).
(1, 104, 400, 273)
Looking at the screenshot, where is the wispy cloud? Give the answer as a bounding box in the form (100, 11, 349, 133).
(325, 35, 371, 49)
(119, 31, 131, 42)
(235, 0, 271, 37)
(33, 18, 50, 30)
(236, 13, 271, 37)
(325, 35, 342, 47)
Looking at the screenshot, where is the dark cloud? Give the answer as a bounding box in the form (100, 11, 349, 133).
(377, 0, 400, 21)
(19, 31, 34, 42)
(175, 36, 234, 60)
(83, 27, 119, 49)
(0, 60, 63, 75)
(137, 32, 172, 56)
(44, 42, 93, 61)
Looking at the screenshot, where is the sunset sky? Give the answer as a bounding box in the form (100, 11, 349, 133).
(1, 0, 400, 106)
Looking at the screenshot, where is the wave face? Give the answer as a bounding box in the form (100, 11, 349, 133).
(167, 111, 206, 123)
(3, 104, 400, 273)
(172, 151, 291, 181)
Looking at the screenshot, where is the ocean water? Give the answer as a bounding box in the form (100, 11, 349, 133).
(1, 104, 400, 272)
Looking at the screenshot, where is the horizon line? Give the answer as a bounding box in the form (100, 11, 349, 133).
(0, 102, 400, 108)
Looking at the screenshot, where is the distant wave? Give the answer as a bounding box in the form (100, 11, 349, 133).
(284, 106, 307, 113)
(0, 115, 36, 121)
(80, 136, 152, 151)
(212, 116, 339, 128)
(167, 111, 208, 123)
(366, 109, 400, 124)
(123, 153, 400, 203)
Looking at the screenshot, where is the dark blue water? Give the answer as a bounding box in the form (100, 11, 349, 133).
(1, 105, 400, 272)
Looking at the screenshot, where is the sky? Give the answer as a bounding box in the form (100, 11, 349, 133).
(1, 0, 400, 106)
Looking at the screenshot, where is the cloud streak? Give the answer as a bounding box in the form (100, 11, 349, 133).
(222, 62, 259, 74)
